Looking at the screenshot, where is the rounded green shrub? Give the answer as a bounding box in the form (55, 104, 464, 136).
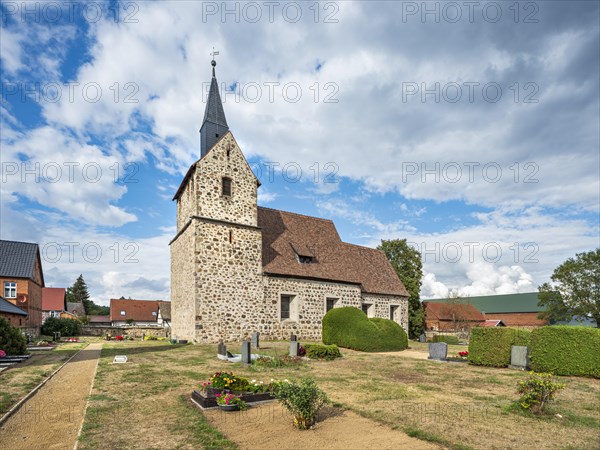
(0, 317, 28, 355)
(322, 307, 408, 352)
(304, 343, 342, 360)
(529, 326, 600, 378)
(41, 317, 81, 337)
(468, 327, 531, 367)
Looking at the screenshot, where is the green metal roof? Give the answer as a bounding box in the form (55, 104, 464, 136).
(423, 292, 546, 314)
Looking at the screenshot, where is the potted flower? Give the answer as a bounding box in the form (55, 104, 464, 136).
(458, 351, 469, 360)
(215, 393, 248, 411)
(115, 335, 124, 341)
(0, 350, 6, 358)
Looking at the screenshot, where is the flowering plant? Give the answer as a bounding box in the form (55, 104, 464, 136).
(0, 350, 6, 358)
(209, 371, 250, 391)
(115, 336, 124, 341)
(199, 381, 211, 392)
(215, 393, 248, 410)
(458, 351, 469, 358)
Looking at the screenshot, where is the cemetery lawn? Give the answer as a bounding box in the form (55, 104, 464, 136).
(78, 340, 600, 450)
(0, 342, 88, 416)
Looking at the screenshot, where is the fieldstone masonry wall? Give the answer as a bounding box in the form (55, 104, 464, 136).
(363, 293, 409, 333)
(262, 276, 363, 340)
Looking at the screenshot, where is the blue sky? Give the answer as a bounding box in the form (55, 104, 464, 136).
(1, 1, 598, 305)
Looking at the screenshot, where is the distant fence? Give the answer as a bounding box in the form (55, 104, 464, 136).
(81, 326, 170, 338)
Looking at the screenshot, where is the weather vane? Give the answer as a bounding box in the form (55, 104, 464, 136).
(211, 47, 219, 62)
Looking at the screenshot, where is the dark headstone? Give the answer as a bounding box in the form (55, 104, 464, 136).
(241, 340, 251, 364)
(289, 341, 300, 357)
(419, 333, 427, 343)
(218, 340, 227, 356)
(251, 332, 260, 348)
(428, 342, 448, 361)
(290, 334, 297, 342)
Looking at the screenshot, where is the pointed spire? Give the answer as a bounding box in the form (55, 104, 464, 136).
(200, 51, 229, 157)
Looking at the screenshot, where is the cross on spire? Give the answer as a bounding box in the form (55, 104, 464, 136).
(210, 47, 219, 76)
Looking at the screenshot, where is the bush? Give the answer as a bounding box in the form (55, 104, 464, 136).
(143, 335, 158, 341)
(40, 317, 82, 337)
(432, 334, 460, 345)
(272, 377, 329, 429)
(516, 371, 565, 414)
(529, 326, 600, 378)
(322, 307, 408, 352)
(304, 344, 342, 360)
(0, 317, 27, 355)
(468, 327, 531, 367)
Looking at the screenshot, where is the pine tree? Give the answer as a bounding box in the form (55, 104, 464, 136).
(67, 274, 93, 314)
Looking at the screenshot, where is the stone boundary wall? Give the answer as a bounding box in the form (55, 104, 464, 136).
(82, 326, 170, 338)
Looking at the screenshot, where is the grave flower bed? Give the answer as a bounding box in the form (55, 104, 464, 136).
(192, 371, 275, 408)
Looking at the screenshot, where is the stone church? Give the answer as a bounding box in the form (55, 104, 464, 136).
(170, 60, 409, 343)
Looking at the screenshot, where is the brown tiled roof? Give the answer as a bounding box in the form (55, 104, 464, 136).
(42, 288, 66, 311)
(425, 302, 485, 322)
(258, 207, 408, 296)
(89, 315, 110, 323)
(109, 299, 163, 322)
(484, 312, 547, 327)
(158, 301, 171, 320)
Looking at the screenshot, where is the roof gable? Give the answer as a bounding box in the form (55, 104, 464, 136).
(42, 288, 66, 311)
(0, 240, 43, 284)
(173, 131, 260, 201)
(258, 207, 408, 296)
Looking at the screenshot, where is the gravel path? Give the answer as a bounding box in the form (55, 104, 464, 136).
(0, 343, 102, 450)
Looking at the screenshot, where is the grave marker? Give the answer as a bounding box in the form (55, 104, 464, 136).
(252, 332, 260, 348)
(113, 355, 128, 364)
(290, 341, 300, 357)
(428, 342, 447, 361)
(509, 345, 530, 370)
(241, 341, 251, 364)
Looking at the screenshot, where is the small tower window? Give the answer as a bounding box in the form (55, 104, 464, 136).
(229, 230, 233, 243)
(222, 177, 232, 196)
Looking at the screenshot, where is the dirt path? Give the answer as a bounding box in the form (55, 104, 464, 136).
(204, 402, 440, 449)
(0, 343, 102, 450)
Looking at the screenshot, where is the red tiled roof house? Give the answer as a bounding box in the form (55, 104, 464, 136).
(110, 299, 171, 327)
(424, 302, 486, 332)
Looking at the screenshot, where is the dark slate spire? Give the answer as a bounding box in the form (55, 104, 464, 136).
(200, 56, 229, 157)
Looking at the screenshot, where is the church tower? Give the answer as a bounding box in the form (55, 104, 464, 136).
(170, 58, 264, 343)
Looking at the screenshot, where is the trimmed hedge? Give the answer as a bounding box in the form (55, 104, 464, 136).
(530, 326, 600, 378)
(432, 335, 460, 345)
(468, 327, 531, 367)
(304, 344, 342, 360)
(322, 307, 408, 352)
(0, 317, 28, 355)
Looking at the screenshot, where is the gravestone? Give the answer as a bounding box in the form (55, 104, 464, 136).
(428, 342, 447, 361)
(217, 340, 227, 356)
(290, 334, 297, 342)
(419, 333, 427, 343)
(251, 332, 260, 348)
(241, 341, 251, 364)
(289, 341, 300, 357)
(113, 355, 128, 364)
(509, 345, 530, 370)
